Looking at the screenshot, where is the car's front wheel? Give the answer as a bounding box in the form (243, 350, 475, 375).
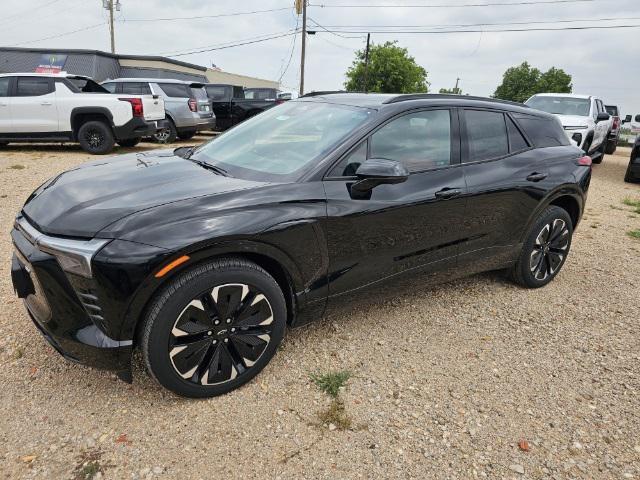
(510, 206, 573, 288)
(141, 258, 286, 398)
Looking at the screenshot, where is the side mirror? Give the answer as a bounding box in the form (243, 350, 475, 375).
(352, 158, 409, 193)
(623, 115, 632, 124)
(596, 112, 610, 123)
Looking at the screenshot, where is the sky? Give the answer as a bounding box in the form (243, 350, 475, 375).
(2, 0, 640, 115)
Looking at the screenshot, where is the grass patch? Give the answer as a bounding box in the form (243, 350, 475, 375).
(622, 197, 640, 208)
(627, 229, 640, 239)
(72, 450, 108, 480)
(318, 399, 352, 430)
(310, 370, 351, 398)
(8, 164, 25, 169)
(13, 346, 23, 359)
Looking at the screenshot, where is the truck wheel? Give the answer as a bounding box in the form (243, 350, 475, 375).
(117, 138, 141, 148)
(177, 129, 197, 140)
(77, 120, 115, 155)
(153, 119, 177, 144)
(605, 139, 617, 155)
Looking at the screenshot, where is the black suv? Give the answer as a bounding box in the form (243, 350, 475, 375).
(11, 93, 591, 397)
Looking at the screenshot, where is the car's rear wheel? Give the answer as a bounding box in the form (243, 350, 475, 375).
(510, 206, 573, 288)
(625, 152, 639, 183)
(177, 129, 197, 140)
(77, 120, 115, 155)
(153, 119, 177, 144)
(605, 138, 617, 155)
(141, 258, 286, 398)
(117, 138, 141, 148)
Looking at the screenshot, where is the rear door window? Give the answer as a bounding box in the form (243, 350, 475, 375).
(464, 110, 508, 162)
(158, 83, 190, 98)
(0, 78, 10, 97)
(16, 77, 52, 96)
(121, 82, 151, 95)
(507, 116, 530, 152)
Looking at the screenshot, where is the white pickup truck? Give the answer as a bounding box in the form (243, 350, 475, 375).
(525, 93, 612, 164)
(0, 73, 166, 154)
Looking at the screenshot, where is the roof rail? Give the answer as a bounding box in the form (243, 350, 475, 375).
(300, 90, 353, 98)
(383, 93, 528, 108)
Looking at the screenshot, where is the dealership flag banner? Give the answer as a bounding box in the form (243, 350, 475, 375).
(35, 54, 67, 73)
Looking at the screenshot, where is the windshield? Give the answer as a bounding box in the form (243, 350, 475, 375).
(192, 101, 374, 181)
(526, 96, 590, 116)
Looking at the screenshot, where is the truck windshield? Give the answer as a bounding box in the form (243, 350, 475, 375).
(526, 96, 590, 116)
(192, 101, 374, 181)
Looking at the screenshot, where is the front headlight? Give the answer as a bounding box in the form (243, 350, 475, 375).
(38, 237, 110, 278)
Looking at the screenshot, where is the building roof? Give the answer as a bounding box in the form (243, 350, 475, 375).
(0, 46, 207, 72)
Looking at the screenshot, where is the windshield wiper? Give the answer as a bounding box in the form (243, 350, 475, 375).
(188, 158, 229, 177)
(174, 146, 196, 159)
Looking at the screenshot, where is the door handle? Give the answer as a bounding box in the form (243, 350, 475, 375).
(434, 188, 462, 199)
(40, 102, 53, 106)
(526, 172, 548, 182)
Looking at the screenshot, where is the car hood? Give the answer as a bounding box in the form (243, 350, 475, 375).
(554, 114, 590, 128)
(22, 150, 267, 238)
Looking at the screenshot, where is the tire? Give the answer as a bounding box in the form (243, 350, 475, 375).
(0, 141, 8, 147)
(141, 257, 287, 398)
(510, 206, 573, 289)
(153, 118, 177, 144)
(77, 120, 115, 155)
(605, 139, 617, 155)
(625, 153, 639, 183)
(177, 129, 197, 140)
(117, 138, 141, 148)
(592, 138, 606, 164)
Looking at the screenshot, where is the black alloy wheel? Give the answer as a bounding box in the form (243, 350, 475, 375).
(510, 206, 573, 288)
(77, 120, 115, 155)
(141, 258, 286, 397)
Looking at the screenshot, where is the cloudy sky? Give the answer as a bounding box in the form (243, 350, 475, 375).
(3, 0, 640, 115)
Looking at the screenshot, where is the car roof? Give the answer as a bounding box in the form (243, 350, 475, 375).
(0, 72, 90, 80)
(298, 92, 536, 115)
(102, 78, 195, 84)
(530, 93, 593, 100)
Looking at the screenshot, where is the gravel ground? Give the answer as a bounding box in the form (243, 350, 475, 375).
(0, 140, 639, 479)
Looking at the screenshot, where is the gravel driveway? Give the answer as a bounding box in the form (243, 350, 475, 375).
(1, 140, 639, 479)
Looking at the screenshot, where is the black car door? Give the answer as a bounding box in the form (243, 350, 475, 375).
(322, 108, 467, 299)
(459, 108, 555, 269)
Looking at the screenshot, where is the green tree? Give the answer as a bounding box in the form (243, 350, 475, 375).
(493, 62, 572, 103)
(344, 41, 429, 93)
(439, 87, 463, 95)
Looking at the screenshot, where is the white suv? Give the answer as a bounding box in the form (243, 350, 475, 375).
(0, 73, 166, 154)
(525, 93, 612, 164)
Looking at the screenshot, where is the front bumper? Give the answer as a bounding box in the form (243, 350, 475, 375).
(114, 118, 168, 141)
(10, 220, 133, 374)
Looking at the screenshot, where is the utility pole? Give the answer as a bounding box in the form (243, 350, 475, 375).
(103, 0, 120, 54)
(299, 0, 307, 96)
(363, 33, 371, 93)
(454, 77, 460, 94)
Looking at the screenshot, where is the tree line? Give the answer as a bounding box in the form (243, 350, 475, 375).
(344, 41, 573, 102)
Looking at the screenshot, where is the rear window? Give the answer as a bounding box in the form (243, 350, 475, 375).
(0, 78, 10, 97)
(191, 87, 208, 100)
(245, 88, 276, 100)
(158, 83, 191, 98)
(205, 86, 228, 100)
(512, 113, 570, 148)
(605, 105, 618, 116)
(102, 82, 116, 93)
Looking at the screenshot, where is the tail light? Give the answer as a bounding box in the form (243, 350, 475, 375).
(188, 98, 198, 112)
(275, 99, 285, 105)
(119, 98, 144, 117)
(576, 155, 592, 166)
(613, 117, 621, 129)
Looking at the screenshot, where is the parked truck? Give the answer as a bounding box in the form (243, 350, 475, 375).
(204, 84, 284, 131)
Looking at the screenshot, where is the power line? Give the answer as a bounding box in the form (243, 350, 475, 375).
(9, 22, 107, 47)
(167, 30, 301, 58)
(314, 23, 640, 34)
(123, 7, 292, 23)
(278, 15, 300, 84)
(310, 0, 606, 8)
(307, 16, 365, 39)
(316, 15, 640, 30)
